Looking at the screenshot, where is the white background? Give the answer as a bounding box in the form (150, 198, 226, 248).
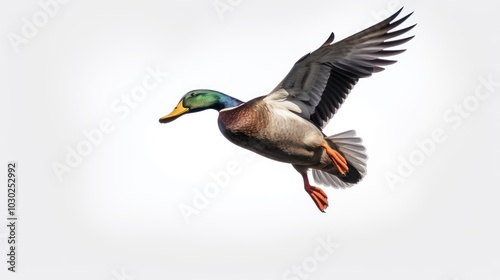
(1, 0, 499, 279)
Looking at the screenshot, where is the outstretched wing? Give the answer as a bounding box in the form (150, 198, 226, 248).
(264, 7, 415, 129)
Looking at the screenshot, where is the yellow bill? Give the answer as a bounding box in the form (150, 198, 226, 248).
(159, 101, 189, 123)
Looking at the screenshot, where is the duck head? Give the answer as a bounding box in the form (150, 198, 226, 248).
(159, 89, 243, 123)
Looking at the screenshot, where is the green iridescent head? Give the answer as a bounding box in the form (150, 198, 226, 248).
(159, 89, 243, 123)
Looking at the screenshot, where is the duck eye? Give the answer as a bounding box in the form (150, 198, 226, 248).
(191, 92, 196, 97)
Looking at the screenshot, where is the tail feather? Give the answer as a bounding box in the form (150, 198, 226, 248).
(312, 130, 368, 189)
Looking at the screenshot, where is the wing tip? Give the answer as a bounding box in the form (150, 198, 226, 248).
(392, 6, 404, 19)
(392, 6, 414, 21)
(320, 32, 335, 48)
(386, 8, 415, 30)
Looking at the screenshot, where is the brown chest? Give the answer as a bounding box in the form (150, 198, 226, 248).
(218, 98, 269, 136)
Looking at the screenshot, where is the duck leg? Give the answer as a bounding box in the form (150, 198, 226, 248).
(321, 141, 348, 175)
(301, 173, 329, 212)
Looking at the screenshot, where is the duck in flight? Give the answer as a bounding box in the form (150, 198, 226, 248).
(159, 8, 415, 212)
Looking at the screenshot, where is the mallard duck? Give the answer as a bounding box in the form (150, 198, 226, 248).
(159, 8, 415, 212)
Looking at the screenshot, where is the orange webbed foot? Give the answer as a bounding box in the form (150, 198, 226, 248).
(301, 173, 329, 212)
(307, 185, 329, 212)
(321, 142, 348, 175)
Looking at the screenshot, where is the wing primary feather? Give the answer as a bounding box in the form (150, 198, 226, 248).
(378, 36, 414, 48)
(352, 13, 414, 43)
(344, 7, 404, 42)
(327, 64, 359, 79)
(371, 58, 398, 66)
(382, 24, 417, 40)
(387, 12, 414, 29)
(321, 32, 335, 47)
(335, 61, 373, 77)
(373, 49, 407, 56)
